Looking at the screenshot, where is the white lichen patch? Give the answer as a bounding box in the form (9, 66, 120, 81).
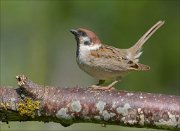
(126, 93, 134, 96)
(121, 117, 125, 121)
(116, 103, 131, 116)
(56, 108, 72, 120)
(168, 112, 178, 125)
(96, 101, 106, 113)
(38, 110, 41, 116)
(110, 112, 116, 118)
(139, 112, 145, 125)
(84, 116, 90, 120)
(10, 98, 17, 110)
(137, 108, 144, 125)
(137, 108, 141, 113)
(94, 115, 101, 120)
(102, 110, 111, 121)
(126, 119, 138, 125)
(112, 101, 117, 108)
(70, 100, 82, 112)
(139, 96, 143, 99)
(155, 112, 179, 128)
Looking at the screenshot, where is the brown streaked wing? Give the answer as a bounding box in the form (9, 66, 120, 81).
(90, 45, 150, 71)
(90, 45, 129, 71)
(90, 45, 126, 61)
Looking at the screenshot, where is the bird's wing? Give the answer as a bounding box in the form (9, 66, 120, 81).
(90, 45, 150, 71)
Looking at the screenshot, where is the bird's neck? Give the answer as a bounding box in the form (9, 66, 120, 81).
(76, 43, 101, 60)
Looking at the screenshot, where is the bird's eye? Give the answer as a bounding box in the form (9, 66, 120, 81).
(80, 31, 86, 36)
(84, 40, 90, 45)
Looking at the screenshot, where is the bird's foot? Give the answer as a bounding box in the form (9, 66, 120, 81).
(90, 80, 119, 90)
(91, 85, 115, 90)
(107, 80, 118, 88)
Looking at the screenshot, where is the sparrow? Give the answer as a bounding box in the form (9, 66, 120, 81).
(70, 21, 164, 90)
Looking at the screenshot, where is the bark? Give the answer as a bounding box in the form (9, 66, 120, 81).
(0, 75, 179, 130)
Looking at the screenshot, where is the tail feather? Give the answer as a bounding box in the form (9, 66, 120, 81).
(129, 63, 150, 71)
(137, 63, 150, 71)
(129, 21, 165, 61)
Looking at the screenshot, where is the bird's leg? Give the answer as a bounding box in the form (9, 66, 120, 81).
(107, 77, 122, 88)
(91, 80, 105, 89)
(91, 80, 116, 90)
(107, 80, 118, 88)
(97, 80, 105, 85)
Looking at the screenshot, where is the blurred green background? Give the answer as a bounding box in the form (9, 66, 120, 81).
(0, 0, 179, 131)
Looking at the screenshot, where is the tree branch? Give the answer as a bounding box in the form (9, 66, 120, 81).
(0, 75, 179, 130)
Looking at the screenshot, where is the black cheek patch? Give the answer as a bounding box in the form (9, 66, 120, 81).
(84, 41, 91, 45)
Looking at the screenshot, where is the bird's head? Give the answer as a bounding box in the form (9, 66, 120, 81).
(70, 28, 102, 50)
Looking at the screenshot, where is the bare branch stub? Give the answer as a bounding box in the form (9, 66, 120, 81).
(0, 75, 180, 130)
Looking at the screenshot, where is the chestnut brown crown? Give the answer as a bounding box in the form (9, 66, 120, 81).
(70, 28, 101, 45)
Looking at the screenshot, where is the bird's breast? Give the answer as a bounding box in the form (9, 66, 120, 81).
(76, 44, 125, 80)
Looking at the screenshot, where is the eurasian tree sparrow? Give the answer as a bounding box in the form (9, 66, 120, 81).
(70, 21, 164, 89)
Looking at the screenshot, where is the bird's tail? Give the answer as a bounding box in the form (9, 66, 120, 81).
(128, 21, 165, 62)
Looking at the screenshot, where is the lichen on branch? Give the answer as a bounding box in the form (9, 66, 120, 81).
(17, 98, 40, 118)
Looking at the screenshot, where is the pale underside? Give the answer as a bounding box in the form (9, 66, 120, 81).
(76, 44, 149, 81)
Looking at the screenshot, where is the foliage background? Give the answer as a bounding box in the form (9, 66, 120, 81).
(0, 0, 179, 131)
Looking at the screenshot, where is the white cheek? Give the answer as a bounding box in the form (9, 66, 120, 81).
(79, 44, 101, 53)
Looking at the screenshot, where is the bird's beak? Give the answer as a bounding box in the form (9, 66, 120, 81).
(70, 29, 79, 36)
